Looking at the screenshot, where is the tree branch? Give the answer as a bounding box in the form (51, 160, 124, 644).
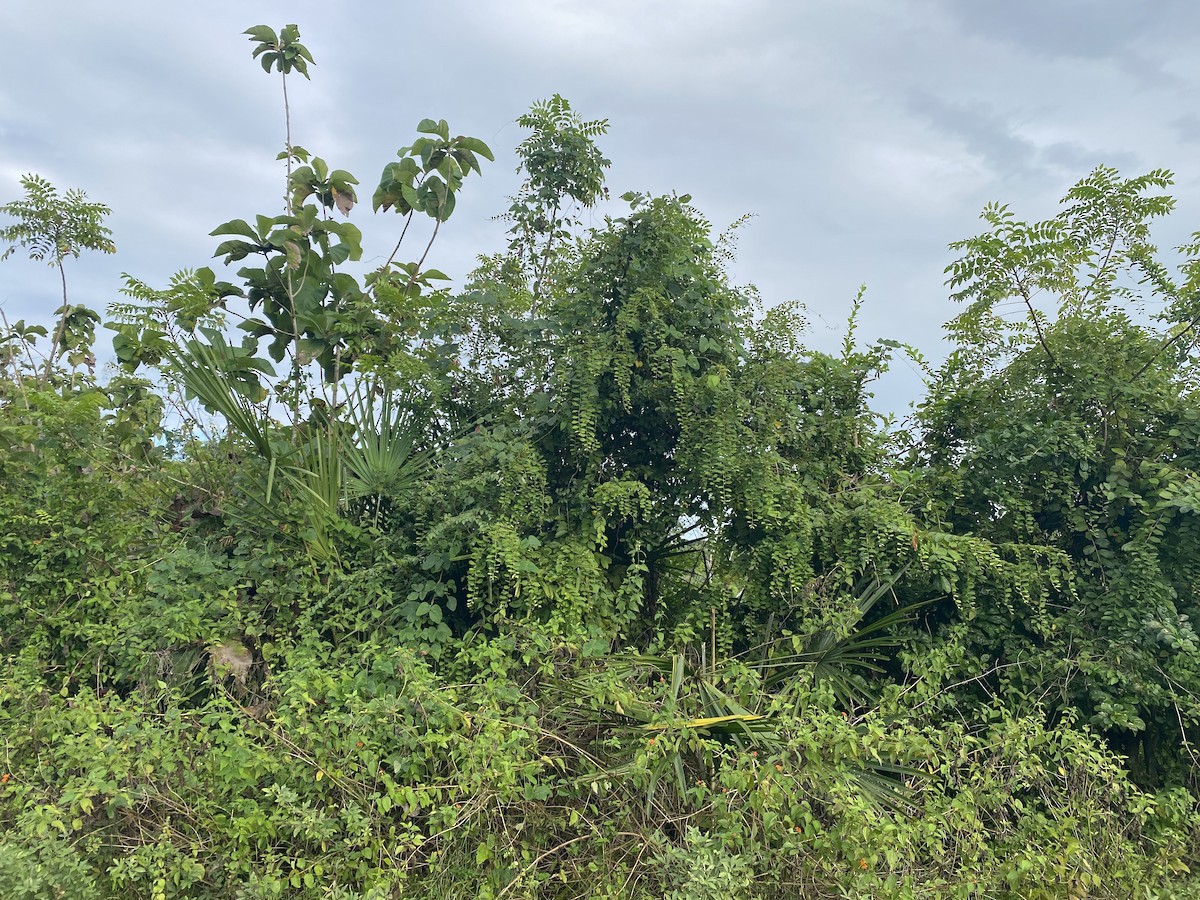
(1130, 303, 1200, 383)
(1013, 271, 1059, 369)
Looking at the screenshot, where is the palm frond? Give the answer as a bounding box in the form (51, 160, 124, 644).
(641, 713, 771, 734)
(339, 378, 431, 525)
(167, 336, 274, 460)
(755, 566, 928, 706)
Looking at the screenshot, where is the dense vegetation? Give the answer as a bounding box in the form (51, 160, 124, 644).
(2, 25, 1200, 899)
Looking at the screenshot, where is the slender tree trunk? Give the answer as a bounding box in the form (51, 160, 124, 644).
(41, 258, 70, 387)
(280, 67, 304, 436)
(281, 69, 293, 207)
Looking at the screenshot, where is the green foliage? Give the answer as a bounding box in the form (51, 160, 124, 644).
(2, 636, 1196, 898)
(649, 828, 754, 899)
(914, 167, 1200, 784)
(0, 174, 115, 266)
(0, 174, 115, 386)
(245, 24, 314, 79)
(505, 94, 610, 303)
(3, 24, 1200, 900)
(373, 121, 494, 224)
(0, 837, 102, 899)
(516, 95, 609, 209)
(0, 390, 166, 675)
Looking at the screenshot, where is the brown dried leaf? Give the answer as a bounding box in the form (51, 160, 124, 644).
(332, 186, 354, 217)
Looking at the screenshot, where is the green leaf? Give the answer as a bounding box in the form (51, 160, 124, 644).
(328, 221, 363, 261)
(210, 219, 259, 240)
(453, 148, 482, 176)
(244, 25, 278, 44)
(372, 185, 397, 214)
(295, 338, 324, 366)
(456, 136, 495, 161)
(213, 240, 259, 263)
(239, 317, 275, 338)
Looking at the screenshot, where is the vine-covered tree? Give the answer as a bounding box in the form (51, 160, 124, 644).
(913, 167, 1200, 783)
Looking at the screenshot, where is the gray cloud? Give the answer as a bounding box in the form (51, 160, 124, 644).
(906, 91, 1041, 177)
(1172, 115, 1200, 145)
(1040, 141, 1139, 174)
(906, 92, 1142, 183)
(931, 0, 1197, 66)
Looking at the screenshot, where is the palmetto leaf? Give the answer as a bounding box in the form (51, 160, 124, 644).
(266, 423, 343, 564)
(754, 566, 929, 707)
(166, 336, 342, 563)
(850, 758, 923, 813)
(640, 713, 770, 734)
(340, 378, 429, 500)
(168, 336, 274, 459)
(605, 653, 776, 739)
(562, 649, 922, 817)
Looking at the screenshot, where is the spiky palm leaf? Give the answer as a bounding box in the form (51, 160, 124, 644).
(754, 566, 929, 708)
(339, 378, 430, 526)
(167, 336, 344, 563)
(168, 335, 275, 460)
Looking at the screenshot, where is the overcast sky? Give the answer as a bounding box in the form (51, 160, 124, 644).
(3, 0, 1199, 412)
